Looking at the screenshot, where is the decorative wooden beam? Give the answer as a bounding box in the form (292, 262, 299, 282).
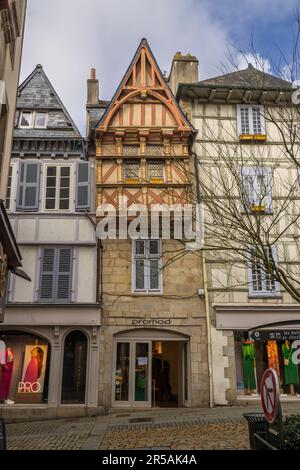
(260, 91, 267, 104)
(275, 91, 284, 104)
(209, 89, 217, 101)
(226, 89, 233, 102)
(243, 90, 252, 103)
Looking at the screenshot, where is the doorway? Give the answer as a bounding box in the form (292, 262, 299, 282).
(113, 331, 189, 408)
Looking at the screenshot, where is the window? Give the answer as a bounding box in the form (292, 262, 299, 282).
(45, 165, 71, 210)
(6, 165, 13, 210)
(147, 145, 163, 157)
(124, 160, 140, 181)
(35, 112, 47, 128)
(39, 247, 73, 303)
(133, 239, 162, 293)
(241, 167, 272, 213)
(237, 105, 266, 139)
(17, 161, 41, 211)
(148, 161, 165, 182)
(19, 111, 32, 128)
(248, 246, 280, 297)
(19, 111, 48, 129)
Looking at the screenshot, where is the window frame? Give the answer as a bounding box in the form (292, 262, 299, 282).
(19, 110, 33, 128)
(248, 245, 281, 298)
(124, 160, 140, 182)
(132, 239, 163, 294)
(147, 160, 165, 183)
(34, 112, 48, 129)
(237, 104, 266, 138)
(5, 162, 18, 211)
(18, 110, 48, 129)
(240, 166, 272, 214)
(42, 162, 73, 212)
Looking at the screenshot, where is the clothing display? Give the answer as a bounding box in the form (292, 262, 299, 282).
(266, 340, 280, 377)
(282, 341, 299, 385)
(0, 348, 14, 401)
(242, 341, 256, 390)
(24, 356, 39, 384)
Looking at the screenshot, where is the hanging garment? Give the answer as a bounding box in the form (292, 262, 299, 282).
(242, 342, 256, 390)
(282, 342, 299, 385)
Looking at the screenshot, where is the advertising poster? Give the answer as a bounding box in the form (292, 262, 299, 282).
(18, 345, 48, 394)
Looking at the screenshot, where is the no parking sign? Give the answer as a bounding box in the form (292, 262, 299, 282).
(261, 368, 280, 424)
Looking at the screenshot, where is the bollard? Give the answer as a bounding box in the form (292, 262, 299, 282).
(0, 418, 7, 450)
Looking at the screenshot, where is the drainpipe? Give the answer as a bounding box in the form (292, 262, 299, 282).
(202, 251, 215, 408)
(191, 150, 214, 408)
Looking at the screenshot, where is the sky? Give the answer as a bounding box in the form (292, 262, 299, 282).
(20, 0, 299, 134)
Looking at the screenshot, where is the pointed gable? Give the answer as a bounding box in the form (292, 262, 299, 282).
(95, 38, 194, 136)
(15, 65, 81, 139)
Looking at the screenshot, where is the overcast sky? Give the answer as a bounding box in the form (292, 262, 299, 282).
(20, 0, 299, 134)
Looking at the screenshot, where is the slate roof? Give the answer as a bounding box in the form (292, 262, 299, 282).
(198, 64, 292, 90)
(15, 64, 82, 140)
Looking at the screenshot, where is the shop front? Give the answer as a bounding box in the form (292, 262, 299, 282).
(235, 329, 300, 398)
(113, 330, 190, 408)
(0, 331, 50, 405)
(0, 322, 102, 420)
(214, 304, 300, 404)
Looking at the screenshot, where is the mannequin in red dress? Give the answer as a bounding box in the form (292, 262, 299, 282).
(0, 347, 14, 402)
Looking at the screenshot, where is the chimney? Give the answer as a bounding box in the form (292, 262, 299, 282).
(168, 52, 199, 95)
(87, 68, 99, 106)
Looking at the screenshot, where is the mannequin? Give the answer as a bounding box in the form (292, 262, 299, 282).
(242, 338, 257, 395)
(0, 347, 14, 403)
(282, 340, 299, 395)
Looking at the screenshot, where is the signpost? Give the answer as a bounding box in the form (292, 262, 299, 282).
(260, 368, 283, 448)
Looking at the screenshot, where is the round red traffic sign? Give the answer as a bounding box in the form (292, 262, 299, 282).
(261, 368, 280, 424)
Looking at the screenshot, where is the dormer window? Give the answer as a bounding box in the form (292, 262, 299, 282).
(35, 112, 48, 128)
(19, 111, 48, 129)
(19, 111, 32, 128)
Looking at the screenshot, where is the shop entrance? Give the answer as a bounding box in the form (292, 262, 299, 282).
(113, 330, 189, 408)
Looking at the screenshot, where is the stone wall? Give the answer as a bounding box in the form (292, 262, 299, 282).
(99, 238, 209, 409)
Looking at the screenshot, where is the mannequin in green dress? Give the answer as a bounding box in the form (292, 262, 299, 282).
(242, 340, 257, 394)
(282, 340, 299, 395)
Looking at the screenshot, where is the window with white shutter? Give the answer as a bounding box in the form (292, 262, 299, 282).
(241, 167, 272, 213)
(248, 246, 280, 297)
(132, 239, 162, 293)
(16, 161, 41, 211)
(39, 247, 73, 303)
(237, 105, 266, 139)
(76, 161, 90, 211)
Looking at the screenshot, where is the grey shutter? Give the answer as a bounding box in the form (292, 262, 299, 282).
(17, 161, 40, 211)
(56, 248, 72, 302)
(16, 162, 25, 210)
(39, 248, 55, 302)
(76, 162, 90, 211)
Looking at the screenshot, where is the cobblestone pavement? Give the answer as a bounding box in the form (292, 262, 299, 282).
(4, 403, 300, 450)
(6, 417, 97, 450)
(100, 418, 249, 450)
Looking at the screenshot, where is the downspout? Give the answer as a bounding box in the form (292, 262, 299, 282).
(192, 150, 215, 408)
(202, 251, 215, 408)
